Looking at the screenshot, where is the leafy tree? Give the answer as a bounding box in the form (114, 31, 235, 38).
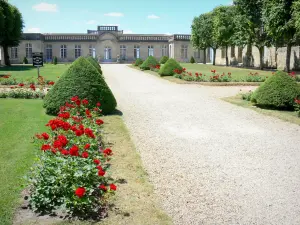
(263, 0, 299, 72)
(0, 1, 24, 66)
(233, 0, 270, 70)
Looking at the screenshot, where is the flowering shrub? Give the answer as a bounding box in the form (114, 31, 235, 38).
(150, 64, 161, 72)
(209, 71, 232, 82)
(245, 72, 267, 82)
(295, 98, 300, 117)
(134, 58, 143, 66)
(28, 97, 116, 218)
(0, 88, 45, 99)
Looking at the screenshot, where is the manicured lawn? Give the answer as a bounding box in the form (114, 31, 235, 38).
(0, 64, 70, 83)
(223, 94, 300, 125)
(0, 99, 52, 225)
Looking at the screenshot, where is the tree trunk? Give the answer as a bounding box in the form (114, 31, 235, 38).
(258, 46, 264, 70)
(286, 43, 292, 72)
(275, 46, 278, 69)
(225, 45, 229, 66)
(213, 48, 216, 65)
(3, 45, 11, 66)
(203, 48, 206, 64)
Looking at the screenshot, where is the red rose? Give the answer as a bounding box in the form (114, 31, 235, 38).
(84, 128, 95, 139)
(96, 102, 101, 107)
(82, 151, 89, 158)
(75, 99, 81, 106)
(103, 148, 113, 156)
(53, 140, 63, 148)
(41, 144, 51, 151)
(96, 119, 104, 126)
(99, 184, 107, 191)
(84, 143, 90, 149)
(85, 109, 91, 117)
(94, 159, 100, 165)
(98, 168, 106, 176)
(110, 184, 117, 191)
(79, 124, 84, 131)
(75, 130, 84, 137)
(75, 187, 85, 198)
(41, 133, 49, 140)
(71, 125, 77, 132)
(58, 112, 70, 119)
(69, 145, 79, 156)
(71, 96, 79, 102)
(61, 149, 69, 155)
(48, 81, 55, 85)
(82, 99, 89, 105)
(57, 135, 68, 147)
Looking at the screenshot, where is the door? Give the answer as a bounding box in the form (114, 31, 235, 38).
(104, 47, 112, 60)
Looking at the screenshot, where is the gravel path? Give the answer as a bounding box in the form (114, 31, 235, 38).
(102, 64, 300, 225)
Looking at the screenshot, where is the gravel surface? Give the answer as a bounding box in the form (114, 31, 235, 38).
(102, 64, 300, 225)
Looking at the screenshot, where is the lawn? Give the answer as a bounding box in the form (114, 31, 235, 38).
(0, 99, 52, 225)
(223, 94, 300, 125)
(0, 64, 70, 83)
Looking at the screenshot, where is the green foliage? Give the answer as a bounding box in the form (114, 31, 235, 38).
(159, 56, 169, 64)
(190, 56, 195, 64)
(53, 56, 58, 65)
(43, 57, 116, 115)
(158, 58, 183, 76)
(139, 56, 159, 70)
(0, 88, 45, 99)
(86, 56, 102, 75)
(241, 91, 253, 101)
(251, 71, 300, 109)
(23, 57, 28, 64)
(134, 58, 143, 66)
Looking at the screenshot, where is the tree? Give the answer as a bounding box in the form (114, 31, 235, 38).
(234, 0, 270, 70)
(0, 1, 24, 66)
(212, 5, 236, 66)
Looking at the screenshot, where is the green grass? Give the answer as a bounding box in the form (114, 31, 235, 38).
(0, 99, 52, 225)
(0, 64, 70, 83)
(223, 94, 300, 125)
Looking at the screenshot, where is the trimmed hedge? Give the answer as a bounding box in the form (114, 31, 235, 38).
(251, 71, 300, 109)
(134, 58, 143, 66)
(159, 56, 169, 64)
(43, 57, 116, 115)
(190, 56, 195, 64)
(140, 56, 159, 70)
(158, 58, 183, 76)
(86, 56, 102, 75)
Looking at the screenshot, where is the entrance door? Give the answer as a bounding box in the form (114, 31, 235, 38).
(104, 47, 112, 60)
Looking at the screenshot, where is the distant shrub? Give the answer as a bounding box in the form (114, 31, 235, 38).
(158, 58, 183, 76)
(86, 56, 102, 75)
(23, 57, 28, 64)
(251, 71, 300, 109)
(140, 56, 159, 70)
(190, 56, 195, 64)
(159, 56, 169, 64)
(53, 56, 58, 65)
(134, 58, 143, 66)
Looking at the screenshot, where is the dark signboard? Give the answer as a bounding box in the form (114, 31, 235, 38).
(32, 52, 43, 67)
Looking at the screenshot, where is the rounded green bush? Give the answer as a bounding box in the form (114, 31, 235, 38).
(159, 56, 169, 64)
(251, 71, 300, 109)
(139, 56, 159, 70)
(134, 58, 143, 66)
(86, 56, 102, 75)
(158, 58, 183, 76)
(43, 57, 116, 115)
(190, 56, 195, 64)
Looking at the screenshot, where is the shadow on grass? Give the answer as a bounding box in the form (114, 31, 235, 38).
(0, 65, 34, 72)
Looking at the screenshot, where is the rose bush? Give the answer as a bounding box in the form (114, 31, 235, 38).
(28, 97, 116, 218)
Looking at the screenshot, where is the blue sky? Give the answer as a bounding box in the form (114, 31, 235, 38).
(10, 0, 232, 35)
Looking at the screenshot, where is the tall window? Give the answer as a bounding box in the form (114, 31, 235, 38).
(169, 44, 172, 58)
(25, 43, 32, 58)
(148, 45, 154, 56)
(120, 45, 126, 60)
(46, 44, 52, 61)
(89, 44, 95, 57)
(161, 45, 168, 56)
(180, 45, 188, 59)
(75, 45, 81, 58)
(11, 47, 18, 59)
(134, 45, 140, 59)
(60, 45, 67, 58)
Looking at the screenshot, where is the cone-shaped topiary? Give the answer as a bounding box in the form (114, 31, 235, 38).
(86, 56, 102, 75)
(43, 57, 116, 115)
(190, 56, 195, 64)
(158, 58, 183, 76)
(139, 56, 159, 70)
(159, 56, 169, 64)
(53, 56, 58, 65)
(134, 58, 143, 66)
(251, 71, 300, 109)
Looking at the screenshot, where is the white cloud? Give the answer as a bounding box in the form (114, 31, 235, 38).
(27, 27, 41, 33)
(32, 2, 58, 12)
(104, 12, 124, 17)
(148, 14, 160, 19)
(86, 20, 96, 25)
(123, 30, 133, 34)
(165, 32, 171, 35)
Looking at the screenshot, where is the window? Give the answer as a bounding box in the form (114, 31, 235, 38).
(221, 48, 226, 58)
(180, 45, 188, 59)
(11, 47, 18, 59)
(60, 45, 67, 58)
(134, 45, 140, 59)
(75, 45, 81, 58)
(120, 45, 126, 60)
(25, 43, 32, 58)
(169, 44, 172, 58)
(89, 45, 95, 57)
(46, 44, 52, 61)
(148, 45, 154, 56)
(231, 46, 235, 58)
(161, 45, 168, 56)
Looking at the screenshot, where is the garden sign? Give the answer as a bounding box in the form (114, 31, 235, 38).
(32, 52, 43, 77)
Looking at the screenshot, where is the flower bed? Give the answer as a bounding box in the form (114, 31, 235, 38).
(27, 97, 116, 219)
(0, 74, 55, 86)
